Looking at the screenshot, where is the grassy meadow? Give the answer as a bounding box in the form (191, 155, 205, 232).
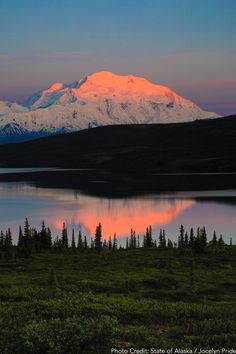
(0, 245, 235, 353)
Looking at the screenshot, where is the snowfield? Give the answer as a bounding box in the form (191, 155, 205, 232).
(0, 71, 219, 141)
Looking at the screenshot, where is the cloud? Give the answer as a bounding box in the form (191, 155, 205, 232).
(31, 51, 89, 58)
(0, 50, 91, 62)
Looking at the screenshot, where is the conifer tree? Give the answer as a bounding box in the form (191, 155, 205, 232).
(159, 229, 167, 248)
(4, 229, 13, 260)
(162, 230, 166, 248)
(0, 231, 4, 251)
(143, 234, 147, 248)
(17, 226, 24, 248)
(94, 223, 102, 250)
(167, 238, 173, 248)
(184, 232, 189, 248)
(212, 231, 217, 246)
(62, 222, 68, 249)
(218, 235, 225, 247)
(108, 236, 112, 250)
(178, 225, 185, 248)
(40, 221, 48, 250)
(194, 227, 201, 252)
(24, 218, 31, 249)
(33, 229, 40, 251)
(146, 226, 153, 247)
(53, 236, 62, 250)
(113, 233, 117, 250)
(200, 227, 207, 250)
(47, 227, 52, 249)
(90, 237, 95, 249)
(129, 229, 137, 249)
(7, 228, 12, 246)
(189, 228, 194, 248)
(71, 229, 76, 249)
(77, 230, 83, 250)
(83, 236, 88, 249)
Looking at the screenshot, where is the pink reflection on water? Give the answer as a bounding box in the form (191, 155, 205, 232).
(52, 195, 195, 238)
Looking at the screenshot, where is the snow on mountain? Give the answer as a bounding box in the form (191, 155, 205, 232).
(0, 71, 219, 142)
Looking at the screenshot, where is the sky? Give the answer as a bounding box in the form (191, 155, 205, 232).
(0, 0, 235, 115)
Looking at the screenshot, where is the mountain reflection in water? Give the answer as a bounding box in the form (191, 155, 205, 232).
(0, 178, 236, 244)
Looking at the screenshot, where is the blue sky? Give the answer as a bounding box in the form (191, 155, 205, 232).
(0, 0, 236, 114)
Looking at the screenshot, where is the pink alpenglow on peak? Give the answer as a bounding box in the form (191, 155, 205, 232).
(0, 71, 220, 142)
(46, 83, 65, 93)
(76, 71, 176, 100)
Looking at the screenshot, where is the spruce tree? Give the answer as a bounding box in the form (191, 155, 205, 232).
(199, 227, 207, 250)
(108, 236, 112, 250)
(77, 230, 83, 250)
(146, 226, 153, 247)
(17, 226, 24, 248)
(46, 227, 52, 249)
(218, 235, 225, 247)
(184, 232, 189, 248)
(212, 231, 217, 247)
(113, 233, 117, 250)
(143, 234, 147, 248)
(71, 229, 76, 249)
(33, 229, 40, 251)
(194, 227, 201, 252)
(178, 225, 185, 248)
(83, 236, 88, 249)
(189, 228, 194, 248)
(94, 223, 102, 250)
(162, 230, 166, 248)
(62, 223, 68, 249)
(167, 238, 173, 248)
(24, 218, 31, 249)
(0, 231, 4, 251)
(40, 221, 47, 250)
(90, 237, 95, 250)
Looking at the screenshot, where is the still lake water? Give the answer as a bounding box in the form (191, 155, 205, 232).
(0, 169, 236, 244)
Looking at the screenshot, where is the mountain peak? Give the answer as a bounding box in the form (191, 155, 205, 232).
(86, 71, 148, 85)
(75, 71, 175, 101)
(47, 83, 64, 92)
(0, 71, 220, 143)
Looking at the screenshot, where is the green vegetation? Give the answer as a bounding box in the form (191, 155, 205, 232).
(0, 221, 235, 353)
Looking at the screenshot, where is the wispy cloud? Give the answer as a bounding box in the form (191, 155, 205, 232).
(0, 51, 92, 62)
(31, 51, 90, 58)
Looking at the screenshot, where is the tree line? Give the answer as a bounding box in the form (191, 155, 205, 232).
(0, 219, 234, 259)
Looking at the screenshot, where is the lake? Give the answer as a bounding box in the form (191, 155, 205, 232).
(0, 169, 236, 245)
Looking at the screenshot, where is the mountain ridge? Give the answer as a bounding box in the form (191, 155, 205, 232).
(0, 115, 235, 173)
(0, 71, 219, 143)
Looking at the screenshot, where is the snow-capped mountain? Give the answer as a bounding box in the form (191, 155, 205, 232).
(0, 71, 219, 143)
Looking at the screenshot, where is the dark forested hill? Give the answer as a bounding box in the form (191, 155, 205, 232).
(0, 115, 236, 173)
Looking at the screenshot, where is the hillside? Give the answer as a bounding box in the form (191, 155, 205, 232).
(0, 115, 236, 173)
